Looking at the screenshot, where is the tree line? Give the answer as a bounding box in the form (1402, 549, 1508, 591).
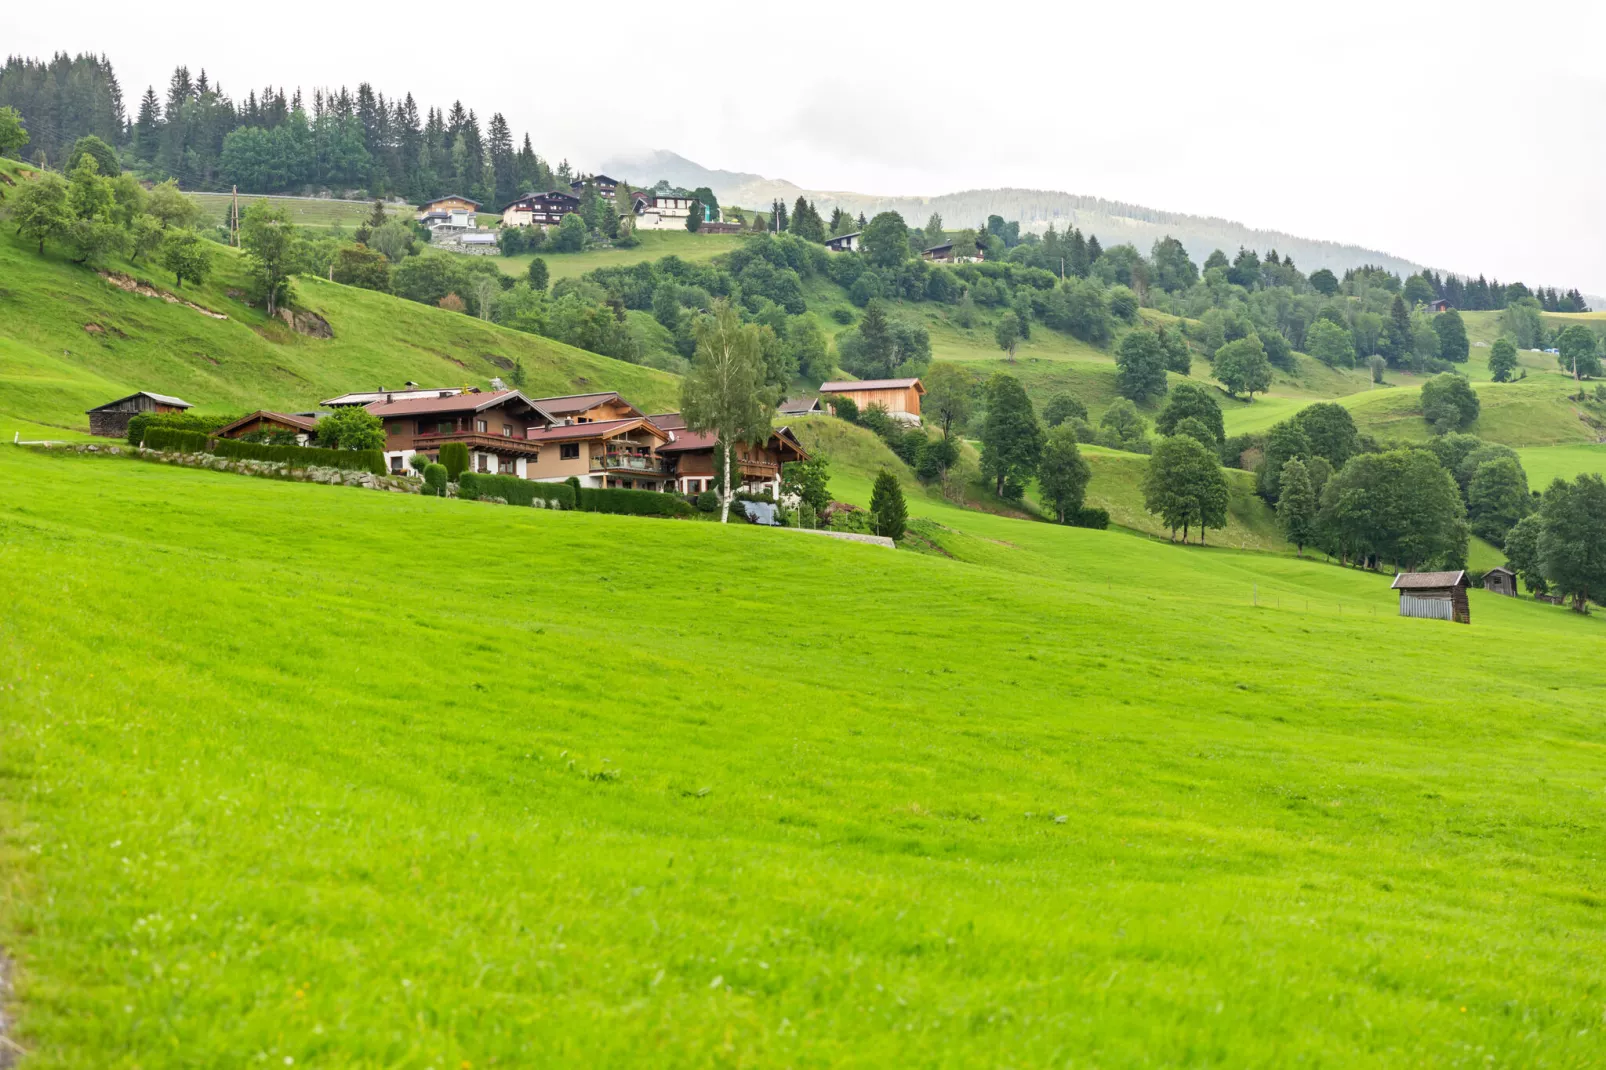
(0, 53, 567, 207)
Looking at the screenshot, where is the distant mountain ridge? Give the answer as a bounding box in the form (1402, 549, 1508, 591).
(599, 149, 1432, 282)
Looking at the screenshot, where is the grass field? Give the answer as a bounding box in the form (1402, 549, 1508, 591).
(0, 224, 680, 439)
(491, 230, 749, 282)
(1517, 442, 1606, 486)
(3, 444, 1606, 1066)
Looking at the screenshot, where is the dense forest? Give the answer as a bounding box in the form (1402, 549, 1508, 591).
(0, 53, 561, 207)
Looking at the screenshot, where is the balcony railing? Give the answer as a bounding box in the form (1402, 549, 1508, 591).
(591, 453, 668, 474)
(413, 431, 542, 456)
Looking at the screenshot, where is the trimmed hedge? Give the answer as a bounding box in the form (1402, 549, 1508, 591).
(141, 427, 211, 453)
(577, 487, 695, 517)
(423, 464, 448, 496)
(458, 472, 575, 509)
(125, 410, 243, 446)
(206, 437, 385, 475)
(140, 426, 385, 475)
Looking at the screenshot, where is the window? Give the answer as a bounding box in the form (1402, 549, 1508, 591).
(502, 424, 512, 437)
(475, 419, 488, 433)
(389, 456, 403, 473)
(559, 443, 580, 460)
(436, 420, 453, 435)
(387, 423, 401, 436)
(499, 457, 516, 474)
(476, 454, 489, 473)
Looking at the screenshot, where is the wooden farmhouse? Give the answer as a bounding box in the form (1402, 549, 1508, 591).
(649, 413, 809, 498)
(628, 191, 699, 231)
(1392, 571, 1471, 624)
(824, 232, 861, 253)
(501, 191, 582, 228)
(570, 174, 620, 200)
(417, 195, 480, 232)
(1427, 298, 1452, 313)
(367, 389, 548, 477)
(213, 411, 322, 446)
(86, 391, 193, 437)
(1482, 566, 1518, 597)
(818, 378, 925, 424)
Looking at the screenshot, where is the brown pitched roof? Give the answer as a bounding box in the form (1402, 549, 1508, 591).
(526, 391, 636, 416)
(648, 411, 687, 431)
(657, 425, 809, 461)
(524, 417, 666, 443)
(366, 389, 547, 419)
(87, 391, 193, 412)
(819, 378, 925, 394)
(779, 397, 821, 415)
(213, 410, 321, 436)
(1391, 571, 1469, 590)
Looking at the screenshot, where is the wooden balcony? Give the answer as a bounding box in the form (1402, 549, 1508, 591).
(591, 453, 669, 475)
(414, 431, 542, 457)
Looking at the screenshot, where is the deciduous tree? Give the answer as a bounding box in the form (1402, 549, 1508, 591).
(1277, 458, 1317, 556)
(1535, 474, 1606, 612)
(1038, 425, 1092, 523)
(160, 230, 213, 289)
(979, 373, 1043, 496)
(1213, 335, 1272, 400)
(1143, 434, 1229, 544)
(1115, 328, 1169, 402)
(681, 300, 776, 523)
(1488, 338, 1519, 382)
(240, 201, 295, 316)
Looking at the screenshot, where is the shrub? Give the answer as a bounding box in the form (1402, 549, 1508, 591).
(695, 490, 719, 513)
(827, 395, 859, 424)
(831, 307, 855, 325)
(206, 437, 385, 475)
(409, 454, 430, 474)
(423, 463, 448, 496)
(438, 441, 471, 481)
(457, 472, 575, 508)
(576, 487, 694, 517)
(870, 470, 908, 539)
(141, 427, 210, 452)
(1069, 506, 1110, 530)
(126, 410, 241, 445)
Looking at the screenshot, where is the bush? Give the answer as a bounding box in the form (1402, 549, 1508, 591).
(830, 307, 855, 325)
(409, 454, 430, 475)
(576, 487, 694, 517)
(457, 472, 575, 508)
(141, 427, 210, 453)
(423, 463, 448, 496)
(126, 410, 241, 445)
(1068, 506, 1110, 530)
(695, 490, 719, 513)
(827, 395, 859, 424)
(206, 436, 385, 475)
(438, 441, 471, 481)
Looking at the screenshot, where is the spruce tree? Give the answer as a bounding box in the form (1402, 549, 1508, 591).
(1277, 458, 1317, 556)
(870, 470, 907, 540)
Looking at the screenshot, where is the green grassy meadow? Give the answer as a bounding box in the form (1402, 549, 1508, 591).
(4, 444, 1606, 1066)
(185, 192, 441, 233)
(0, 225, 679, 439)
(491, 230, 748, 283)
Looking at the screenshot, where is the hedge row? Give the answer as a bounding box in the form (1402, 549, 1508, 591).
(458, 472, 575, 509)
(126, 411, 242, 445)
(207, 437, 386, 475)
(140, 426, 385, 475)
(141, 427, 211, 453)
(577, 487, 695, 517)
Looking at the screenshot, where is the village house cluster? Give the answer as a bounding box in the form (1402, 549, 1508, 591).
(86, 379, 928, 498)
(416, 173, 744, 246)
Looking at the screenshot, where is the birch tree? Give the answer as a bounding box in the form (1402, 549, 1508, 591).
(681, 300, 775, 523)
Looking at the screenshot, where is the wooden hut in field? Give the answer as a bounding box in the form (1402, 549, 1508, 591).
(86, 391, 193, 437)
(1391, 570, 1471, 624)
(1482, 566, 1518, 597)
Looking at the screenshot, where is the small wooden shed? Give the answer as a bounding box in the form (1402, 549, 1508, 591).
(1482, 566, 1518, 598)
(1392, 570, 1471, 624)
(86, 391, 193, 437)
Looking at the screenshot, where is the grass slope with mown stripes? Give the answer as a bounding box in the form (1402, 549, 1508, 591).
(1, 444, 1604, 1066)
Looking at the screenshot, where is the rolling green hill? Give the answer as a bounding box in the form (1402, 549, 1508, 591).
(0, 204, 680, 439)
(3, 441, 1605, 1065)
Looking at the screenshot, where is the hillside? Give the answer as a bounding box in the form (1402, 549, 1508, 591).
(602, 150, 1434, 278)
(4, 441, 1606, 1064)
(0, 179, 680, 439)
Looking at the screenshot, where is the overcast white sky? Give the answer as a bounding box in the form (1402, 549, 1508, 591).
(7, 0, 1604, 291)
